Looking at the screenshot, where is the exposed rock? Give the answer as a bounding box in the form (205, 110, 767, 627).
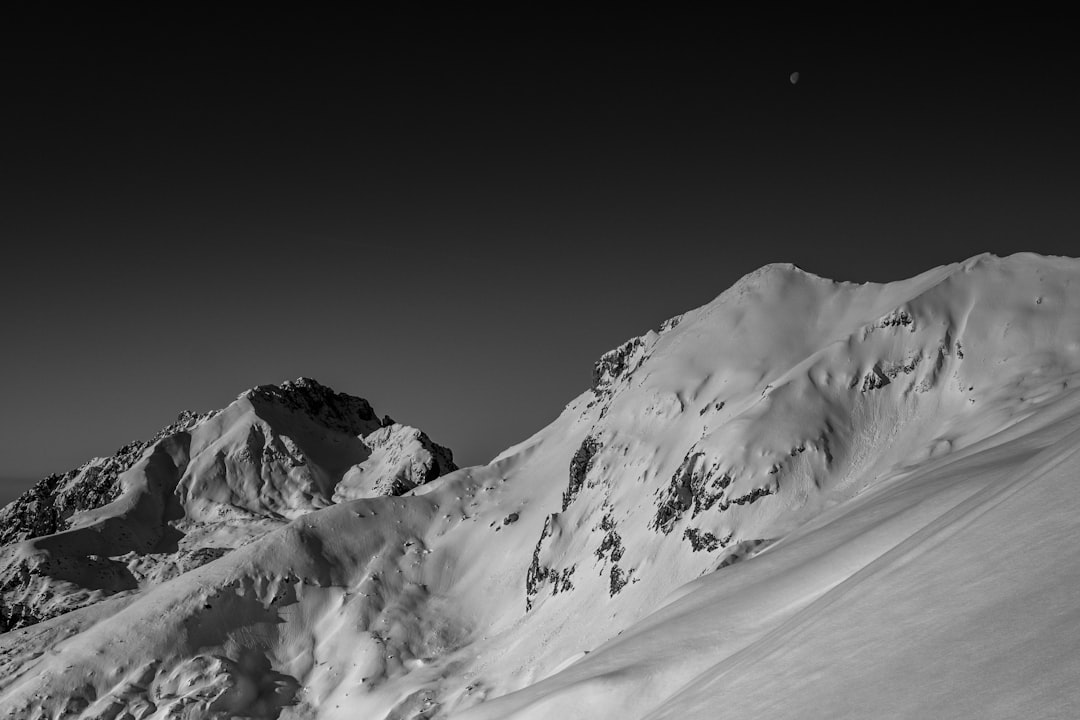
(682, 527, 728, 552)
(550, 565, 575, 595)
(658, 314, 683, 332)
(608, 564, 631, 596)
(856, 353, 926, 392)
(653, 451, 775, 533)
(859, 366, 892, 392)
(562, 436, 601, 511)
(593, 512, 631, 596)
(882, 355, 922, 379)
(876, 308, 914, 329)
(730, 486, 774, 506)
(242, 377, 385, 436)
(0, 600, 40, 633)
(525, 514, 555, 611)
(652, 452, 724, 533)
(699, 400, 725, 416)
(525, 513, 580, 610)
(591, 337, 650, 397)
(594, 513, 624, 564)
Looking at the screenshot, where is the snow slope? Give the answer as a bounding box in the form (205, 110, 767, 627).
(2, 253, 1079, 719)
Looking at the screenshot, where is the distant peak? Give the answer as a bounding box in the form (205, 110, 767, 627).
(241, 378, 383, 436)
(707, 262, 833, 304)
(241, 376, 333, 400)
(759, 261, 806, 273)
(734, 262, 834, 286)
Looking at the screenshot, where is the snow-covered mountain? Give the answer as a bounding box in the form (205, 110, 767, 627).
(0, 378, 456, 632)
(2, 253, 1079, 719)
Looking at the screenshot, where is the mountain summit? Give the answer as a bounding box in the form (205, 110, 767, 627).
(2, 254, 1080, 719)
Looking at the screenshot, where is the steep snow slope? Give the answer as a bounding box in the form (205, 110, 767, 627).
(0, 378, 455, 632)
(2, 253, 1079, 720)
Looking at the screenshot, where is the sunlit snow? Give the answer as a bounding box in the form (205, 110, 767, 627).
(2, 253, 1079, 719)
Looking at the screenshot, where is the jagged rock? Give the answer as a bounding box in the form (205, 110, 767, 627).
(241, 377, 384, 437)
(682, 527, 727, 552)
(652, 452, 724, 533)
(859, 365, 892, 392)
(525, 514, 555, 611)
(592, 512, 631, 596)
(652, 449, 779, 535)
(0, 600, 40, 633)
(608, 565, 629, 596)
(563, 436, 601, 511)
(591, 337, 651, 397)
(594, 513, 624, 564)
(550, 566, 575, 595)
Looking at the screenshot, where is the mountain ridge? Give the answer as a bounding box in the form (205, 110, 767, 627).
(0, 378, 456, 633)
(2, 252, 1080, 719)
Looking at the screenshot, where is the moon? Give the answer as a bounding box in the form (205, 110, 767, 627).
(790, 71, 800, 85)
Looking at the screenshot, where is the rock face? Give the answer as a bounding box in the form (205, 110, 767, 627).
(333, 424, 458, 501)
(562, 435, 600, 511)
(242, 377, 384, 437)
(4, 255, 1080, 720)
(0, 378, 455, 632)
(591, 337, 651, 398)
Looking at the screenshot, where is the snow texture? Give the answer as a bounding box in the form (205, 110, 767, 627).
(2, 253, 1080, 719)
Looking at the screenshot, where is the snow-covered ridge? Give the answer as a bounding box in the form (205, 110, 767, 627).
(0, 379, 455, 633)
(0, 409, 215, 548)
(3, 253, 1080, 720)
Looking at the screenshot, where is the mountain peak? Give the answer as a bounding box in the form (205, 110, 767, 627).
(0, 376, 458, 633)
(747, 261, 828, 282)
(240, 377, 385, 436)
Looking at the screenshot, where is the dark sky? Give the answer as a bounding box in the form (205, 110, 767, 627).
(2, 12, 1078, 505)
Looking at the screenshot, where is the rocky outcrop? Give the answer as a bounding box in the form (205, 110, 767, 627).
(682, 527, 728, 552)
(856, 356, 924, 392)
(652, 451, 775, 534)
(525, 513, 578, 611)
(525, 514, 555, 612)
(562, 436, 601, 511)
(333, 424, 457, 501)
(242, 377, 385, 437)
(591, 337, 650, 397)
(0, 600, 39, 633)
(595, 512, 632, 597)
(875, 308, 914, 330)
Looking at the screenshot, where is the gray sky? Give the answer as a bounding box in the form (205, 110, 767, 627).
(2, 14, 1078, 507)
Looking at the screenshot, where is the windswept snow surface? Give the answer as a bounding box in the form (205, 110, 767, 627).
(3, 253, 1080, 719)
